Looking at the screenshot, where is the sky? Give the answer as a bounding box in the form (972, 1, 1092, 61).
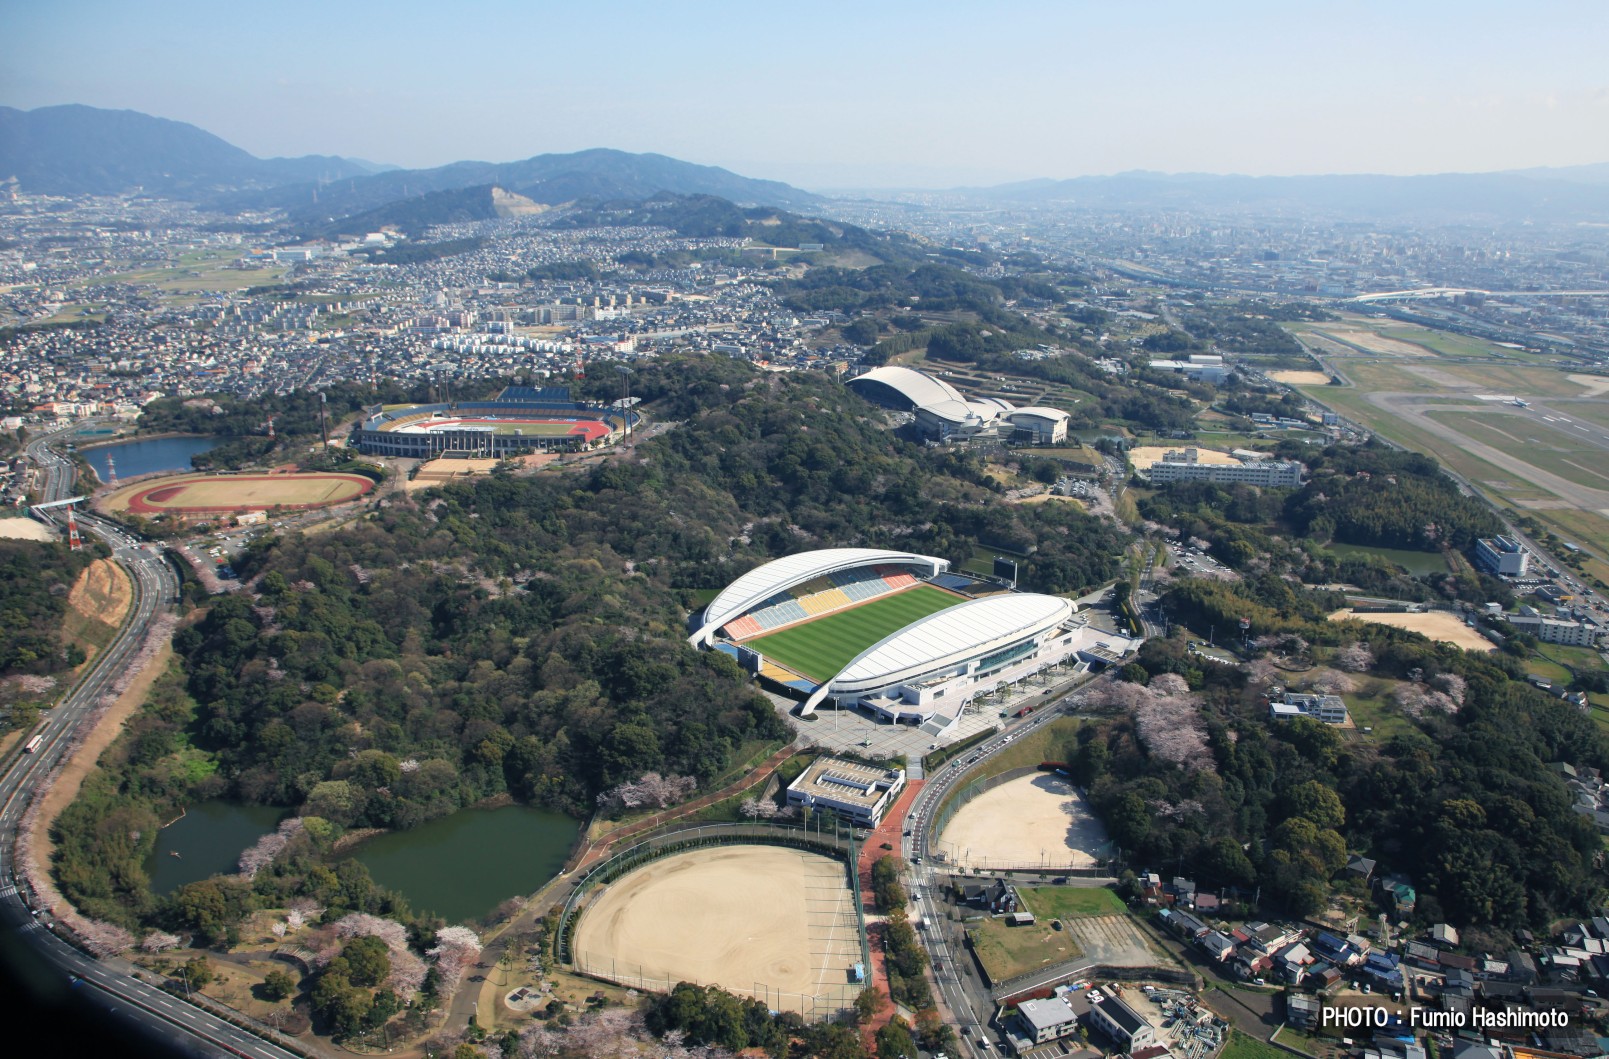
(4, 0, 1607, 190)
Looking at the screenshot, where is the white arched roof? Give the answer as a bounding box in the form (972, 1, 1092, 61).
(689, 547, 948, 645)
(849, 366, 967, 409)
(824, 593, 1073, 695)
(1005, 406, 1071, 426)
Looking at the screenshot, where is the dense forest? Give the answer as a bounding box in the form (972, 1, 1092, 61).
(1285, 445, 1502, 551)
(1064, 613, 1607, 931)
(0, 538, 95, 678)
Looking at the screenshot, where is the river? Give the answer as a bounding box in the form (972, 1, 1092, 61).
(351, 805, 579, 924)
(81, 435, 221, 483)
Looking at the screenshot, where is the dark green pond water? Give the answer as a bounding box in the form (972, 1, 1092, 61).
(350, 805, 580, 924)
(145, 801, 289, 895)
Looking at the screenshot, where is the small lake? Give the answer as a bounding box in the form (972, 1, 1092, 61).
(1326, 542, 1450, 578)
(145, 801, 289, 895)
(82, 435, 221, 482)
(351, 805, 580, 925)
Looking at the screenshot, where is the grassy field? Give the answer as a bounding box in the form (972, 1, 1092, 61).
(967, 913, 1082, 984)
(1324, 542, 1449, 577)
(1341, 679, 1419, 743)
(1221, 1031, 1293, 1059)
(1020, 886, 1126, 920)
(744, 585, 962, 681)
(1427, 411, 1609, 492)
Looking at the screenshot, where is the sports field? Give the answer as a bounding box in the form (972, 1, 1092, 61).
(389, 416, 610, 442)
(744, 585, 963, 681)
(1329, 609, 1495, 653)
(936, 773, 1109, 870)
(109, 473, 374, 515)
(571, 845, 862, 1016)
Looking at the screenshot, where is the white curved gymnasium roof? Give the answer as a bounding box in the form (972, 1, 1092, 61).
(828, 593, 1074, 693)
(1006, 406, 1071, 425)
(850, 366, 968, 409)
(689, 547, 948, 645)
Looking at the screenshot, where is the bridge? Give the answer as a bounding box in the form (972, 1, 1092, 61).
(1353, 287, 1609, 303)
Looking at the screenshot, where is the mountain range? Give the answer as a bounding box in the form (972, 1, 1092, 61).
(0, 104, 822, 217)
(2, 104, 1605, 226)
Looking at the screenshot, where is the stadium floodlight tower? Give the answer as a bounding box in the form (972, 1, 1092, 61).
(615, 364, 632, 439)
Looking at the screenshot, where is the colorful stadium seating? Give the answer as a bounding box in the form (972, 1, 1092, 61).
(722, 564, 931, 639)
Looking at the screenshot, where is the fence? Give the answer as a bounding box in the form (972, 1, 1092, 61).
(569, 949, 861, 1021)
(555, 820, 868, 1022)
(928, 765, 1115, 873)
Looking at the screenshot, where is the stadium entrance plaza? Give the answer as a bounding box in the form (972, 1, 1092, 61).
(767, 641, 1115, 776)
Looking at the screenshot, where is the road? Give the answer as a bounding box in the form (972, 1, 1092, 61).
(900, 671, 1116, 1058)
(2, 428, 304, 1059)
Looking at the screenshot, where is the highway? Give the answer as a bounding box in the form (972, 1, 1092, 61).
(1, 429, 305, 1059)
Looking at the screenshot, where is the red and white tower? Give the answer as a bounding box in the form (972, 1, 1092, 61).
(66, 504, 82, 551)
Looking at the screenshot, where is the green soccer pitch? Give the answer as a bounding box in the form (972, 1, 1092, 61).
(744, 584, 963, 682)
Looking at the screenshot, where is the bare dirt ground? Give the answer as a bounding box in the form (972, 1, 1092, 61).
(68, 558, 132, 627)
(1062, 914, 1172, 967)
(1329, 609, 1494, 652)
(1268, 370, 1332, 386)
(937, 773, 1108, 870)
(0, 518, 55, 541)
(28, 644, 172, 873)
(571, 845, 861, 1013)
(1128, 445, 1240, 471)
(1569, 374, 1609, 397)
(1314, 326, 1432, 357)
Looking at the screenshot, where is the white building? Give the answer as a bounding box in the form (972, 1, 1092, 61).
(1014, 997, 1081, 1045)
(1088, 992, 1156, 1052)
(1475, 536, 1529, 576)
(1508, 614, 1599, 646)
(1146, 449, 1304, 488)
(1270, 692, 1350, 725)
(1002, 406, 1071, 445)
(784, 756, 905, 828)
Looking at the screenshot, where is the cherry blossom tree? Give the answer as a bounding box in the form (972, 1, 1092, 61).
(1334, 641, 1375, 673)
(141, 930, 181, 953)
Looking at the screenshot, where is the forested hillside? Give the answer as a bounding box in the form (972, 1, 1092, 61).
(54, 357, 1130, 934)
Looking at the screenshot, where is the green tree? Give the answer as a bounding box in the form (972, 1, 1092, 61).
(342, 935, 391, 988)
(180, 957, 213, 991)
(262, 969, 296, 1001)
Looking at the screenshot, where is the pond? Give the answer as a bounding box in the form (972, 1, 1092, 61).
(1326, 542, 1450, 578)
(350, 805, 580, 925)
(82, 435, 221, 482)
(145, 800, 289, 895)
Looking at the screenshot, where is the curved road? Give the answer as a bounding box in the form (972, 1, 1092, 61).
(2, 429, 304, 1059)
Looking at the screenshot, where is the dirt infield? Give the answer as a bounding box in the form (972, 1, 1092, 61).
(1329, 609, 1495, 652)
(572, 845, 861, 1013)
(937, 773, 1109, 870)
(109, 472, 374, 515)
(1269, 370, 1332, 386)
(0, 518, 55, 541)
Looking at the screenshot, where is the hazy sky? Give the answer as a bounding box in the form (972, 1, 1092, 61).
(5, 0, 1607, 189)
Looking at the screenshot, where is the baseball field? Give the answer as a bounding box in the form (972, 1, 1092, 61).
(936, 772, 1109, 871)
(571, 845, 862, 1015)
(106, 473, 375, 516)
(743, 585, 963, 681)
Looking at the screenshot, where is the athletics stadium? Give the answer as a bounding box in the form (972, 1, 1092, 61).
(690, 548, 1134, 734)
(350, 385, 629, 459)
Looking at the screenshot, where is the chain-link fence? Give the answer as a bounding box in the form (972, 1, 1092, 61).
(556, 820, 868, 1022)
(928, 765, 1114, 873)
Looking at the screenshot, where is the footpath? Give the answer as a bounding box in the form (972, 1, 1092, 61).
(451, 740, 802, 1034)
(853, 779, 925, 1042)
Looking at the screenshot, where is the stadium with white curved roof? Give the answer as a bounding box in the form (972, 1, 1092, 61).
(692, 548, 1135, 729)
(847, 365, 1071, 444)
